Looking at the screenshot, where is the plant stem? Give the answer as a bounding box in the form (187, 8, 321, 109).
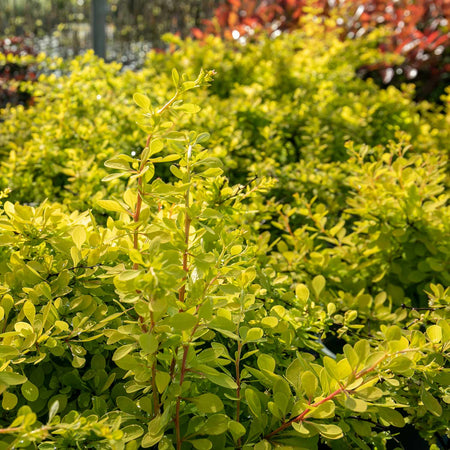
(264, 352, 391, 440)
(175, 344, 189, 450)
(132, 134, 152, 270)
(169, 354, 176, 379)
(157, 92, 178, 115)
(178, 215, 191, 304)
(148, 310, 160, 417)
(175, 319, 201, 450)
(0, 427, 22, 434)
(401, 304, 446, 311)
(235, 341, 243, 448)
(133, 134, 161, 409)
(234, 290, 246, 448)
(151, 360, 159, 417)
(174, 399, 181, 450)
(178, 144, 192, 305)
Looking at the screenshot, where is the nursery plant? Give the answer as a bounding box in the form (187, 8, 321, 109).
(193, 0, 450, 101)
(0, 37, 39, 108)
(1, 23, 450, 215)
(0, 69, 448, 449)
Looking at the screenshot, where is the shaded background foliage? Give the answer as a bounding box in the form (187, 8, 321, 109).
(1, 0, 450, 104)
(194, 0, 450, 102)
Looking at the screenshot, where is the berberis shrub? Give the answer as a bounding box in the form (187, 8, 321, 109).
(0, 21, 449, 450)
(1, 23, 450, 212)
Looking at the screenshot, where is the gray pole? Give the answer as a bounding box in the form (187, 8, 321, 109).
(92, 0, 106, 58)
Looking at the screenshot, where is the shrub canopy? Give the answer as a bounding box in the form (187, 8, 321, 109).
(0, 20, 449, 450)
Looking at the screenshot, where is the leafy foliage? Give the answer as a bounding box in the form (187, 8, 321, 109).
(193, 0, 450, 100)
(1, 24, 449, 212)
(0, 24, 449, 450)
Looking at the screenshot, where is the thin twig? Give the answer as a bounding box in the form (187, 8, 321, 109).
(401, 304, 446, 311)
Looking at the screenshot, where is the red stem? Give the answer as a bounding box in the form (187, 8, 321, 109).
(235, 341, 243, 448)
(175, 319, 201, 449)
(264, 386, 346, 439)
(148, 310, 159, 416)
(178, 155, 192, 306)
(178, 214, 191, 304)
(175, 344, 190, 450)
(151, 361, 159, 417)
(169, 355, 176, 380)
(132, 134, 152, 270)
(0, 427, 23, 434)
(174, 400, 181, 450)
(264, 353, 389, 440)
(132, 134, 160, 412)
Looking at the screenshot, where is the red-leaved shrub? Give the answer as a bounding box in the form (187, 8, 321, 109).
(0, 36, 37, 108)
(192, 0, 450, 101)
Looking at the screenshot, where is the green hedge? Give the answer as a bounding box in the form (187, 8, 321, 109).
(1, 25, 449, 212)
(0, 22, 448, 450)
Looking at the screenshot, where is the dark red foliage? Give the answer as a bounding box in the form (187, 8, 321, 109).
(0, 36, 37, 109)
(193, 0, 450, 101)
(353, 1, 450, 100)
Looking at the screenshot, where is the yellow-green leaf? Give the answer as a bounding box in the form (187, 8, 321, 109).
(97, 199, 130, 214)
(155, 372, 171, 394)
(112, 344, 136, 362)
(139, 334, 158, 354)
(190, 393, 224, 414)
(2, 391, 18, 410)
(307, 400, 335, 419)
(245, 389, 261, 416)
(0, 371, 27, 386)
(23, 301, 36, 326)
(171, 313, 197, 331)
(312, 275, 326, 297)
(70, 226, 86, 250)
(296, 283, 310, 303)
(311, 422, 343, 439)
(301, 371, 318, 400)
(421, 388, 442, 417)
(245, 327, 263, 342)
(21, 381, 39, 402)
(133, 93, 151, 111)
(426, 325, 442, 344)
(200, 414, 229, 435)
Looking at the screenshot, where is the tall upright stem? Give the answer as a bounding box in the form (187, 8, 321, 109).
(175, 346, 189, 450)
(178, 145, 192, 305)
(132, 134, 152, 270)
(235, 341, 243, 448)
(175, 323, 199, 450)
(133, 134, 159, 411)
(151, 357, 159, 417)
